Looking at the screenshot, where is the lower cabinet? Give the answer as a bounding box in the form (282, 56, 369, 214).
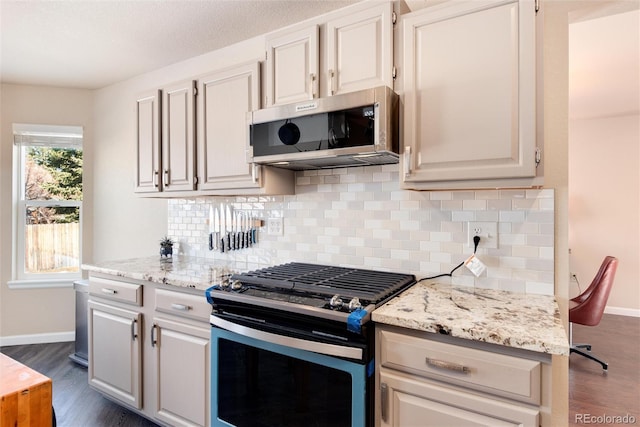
(88, 300, 142, 409)
(88, 274, 210, 427)
(152, 317, 210, 427)
(376, 325, 550, 427)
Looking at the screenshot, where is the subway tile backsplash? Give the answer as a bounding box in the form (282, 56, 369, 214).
(168, 164, 555, 295)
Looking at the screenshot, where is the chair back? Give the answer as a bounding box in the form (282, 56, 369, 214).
(569, 256, 618, 327)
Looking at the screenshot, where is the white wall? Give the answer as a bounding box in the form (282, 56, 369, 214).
(568, 8, 640, 315)
(0, 84, 93, 341)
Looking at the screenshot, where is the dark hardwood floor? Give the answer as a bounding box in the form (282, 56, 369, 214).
(0, 342, 159, 427)
(2, 313, 638, 426)
(568, 313, 640, 426)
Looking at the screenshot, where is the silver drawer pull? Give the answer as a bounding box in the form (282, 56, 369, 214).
(426, 357, 470, 374)
(171, 303, 190, 311)
(102, 288, 117, 294)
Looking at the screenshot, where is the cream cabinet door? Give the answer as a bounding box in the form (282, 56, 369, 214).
(402, 0, 537, 188)
(379, 370, 539, 427)
(152, 317, 210, 427)
(162, 79, 197, 192)
(197, 62, 261, 191)
(88, 300, 142, 409)
(135, 89, 161, 193)
(265, 25, 319, 106)
(325, 2, 393, 96)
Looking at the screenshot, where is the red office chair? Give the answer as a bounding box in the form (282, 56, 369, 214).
(569, 256, 618, 370)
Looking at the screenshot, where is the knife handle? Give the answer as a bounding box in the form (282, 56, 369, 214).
(209, 233, 213, 251)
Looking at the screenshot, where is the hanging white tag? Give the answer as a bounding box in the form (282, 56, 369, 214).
(465, 255, 486, 277)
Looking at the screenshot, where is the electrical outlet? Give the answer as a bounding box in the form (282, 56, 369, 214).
(468, 222, 498, 249)
(267, 217, 284, 236)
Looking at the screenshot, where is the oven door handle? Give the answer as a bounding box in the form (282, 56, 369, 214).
(210, 315, 363, 360)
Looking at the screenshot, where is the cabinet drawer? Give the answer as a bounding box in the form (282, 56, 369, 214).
(89, 277, 142, 306)
(155, 288, 210, 322)
(379, 330, 541, 405)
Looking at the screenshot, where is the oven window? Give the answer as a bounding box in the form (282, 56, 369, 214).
(218, 338, 352, 427)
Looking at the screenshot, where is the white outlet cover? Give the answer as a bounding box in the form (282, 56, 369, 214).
(468, 221, 498, 249)
(267, 217, 284, 236)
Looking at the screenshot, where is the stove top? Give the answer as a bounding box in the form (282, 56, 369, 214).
(206, 263, 416, 325)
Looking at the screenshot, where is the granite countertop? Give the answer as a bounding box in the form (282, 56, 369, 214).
(81, 256, 262, 291)
(372, 282, 569, 356)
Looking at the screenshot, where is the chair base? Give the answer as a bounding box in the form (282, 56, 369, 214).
(570, 344, 608, 370)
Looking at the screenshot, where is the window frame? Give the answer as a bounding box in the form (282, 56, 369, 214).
(10, 124, 83, 288)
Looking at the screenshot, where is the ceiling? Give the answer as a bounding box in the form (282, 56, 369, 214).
(0, 0, 360, 89)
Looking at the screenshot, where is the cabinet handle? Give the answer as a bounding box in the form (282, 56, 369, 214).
(251, 163, 260, 184)
(380, 382, 388, 423)
(403, 146, 412, 177)
(131, 319, 138, 340)
(170, 303, 190, 312)
(425, 357, 470, 374)
(329, 69, 336, 95)
(151, 324, 157, 347)
(101, 288, 117, 295)
(309, 73, 317, 98)
(153, 170, 159, 188)
(164, 169, 169, 187)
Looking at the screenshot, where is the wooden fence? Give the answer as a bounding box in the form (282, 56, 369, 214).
(25, 223, 79, 273)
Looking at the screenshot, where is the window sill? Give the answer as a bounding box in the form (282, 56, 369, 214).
(7, 277, 80, 289)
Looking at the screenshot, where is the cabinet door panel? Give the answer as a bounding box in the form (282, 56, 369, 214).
(380, 370, 538, 427)
(135, 90, 161, 193)
(88, 301, 142, 409)
(153, 318, 210, 427)
(265, 26, 319, 106)
(402, 0, 536, 185)
(162, 80, 196, 191)
(198, 62, 260, 190)
(326, 3, 393, 96)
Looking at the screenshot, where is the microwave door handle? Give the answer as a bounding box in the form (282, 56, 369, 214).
(210, 315, 362, 360)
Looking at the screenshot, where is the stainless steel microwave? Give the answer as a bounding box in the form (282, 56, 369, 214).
(247, 86, 399, 171)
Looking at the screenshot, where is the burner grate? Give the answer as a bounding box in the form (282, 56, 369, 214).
(231, 263, 415, 304)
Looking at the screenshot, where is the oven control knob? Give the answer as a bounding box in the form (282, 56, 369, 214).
(219, 278, 230, 290)
(348, 297, 362, 311)
(230, 280, 243, 291)
(329, 295, 344, 309)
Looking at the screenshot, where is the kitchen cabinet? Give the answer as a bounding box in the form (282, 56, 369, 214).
(401, 0, 542, 190)
(264, 1, 394, 106)
(136, 64, 293, 197)
(88, 277, 143, 409)
(152, 288, 211, 427)
(197, 62, 264, 192)
(135, 80, 197, 193)
(376, 325, 552, 427)
(88, 274, 211, 427)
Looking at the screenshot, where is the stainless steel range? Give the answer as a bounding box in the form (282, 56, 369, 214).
(206, 262, 416, 427)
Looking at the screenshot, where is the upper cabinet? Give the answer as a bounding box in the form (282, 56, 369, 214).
(197, 62, 262, 191)
(264, 2, 394, 107)
(135, 65, 294, 197)
(324, 3, 394, 97)
(134, 90, 161, 193)
(401, 0, 542, 190)
(134, 80, 197, 194)
(265, 26, 320, 106)
(162, 80, 197, 192)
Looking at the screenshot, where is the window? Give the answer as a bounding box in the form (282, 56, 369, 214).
(11, 124, 83, 287)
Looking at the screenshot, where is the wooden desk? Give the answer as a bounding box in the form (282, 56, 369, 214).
(0, 353, 52, 427)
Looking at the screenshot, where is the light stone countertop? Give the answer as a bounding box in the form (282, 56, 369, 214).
(372, 282, 570, 356)
(81, 255, 265, 291)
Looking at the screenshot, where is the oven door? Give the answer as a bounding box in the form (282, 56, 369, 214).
(211, 324, 367, 427)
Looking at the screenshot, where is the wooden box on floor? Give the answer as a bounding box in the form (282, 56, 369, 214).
(0, 353, 52, 427)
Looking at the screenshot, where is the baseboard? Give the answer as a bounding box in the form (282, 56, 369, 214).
(605, 306, 640, 317)
(0, 331, 75, 347)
